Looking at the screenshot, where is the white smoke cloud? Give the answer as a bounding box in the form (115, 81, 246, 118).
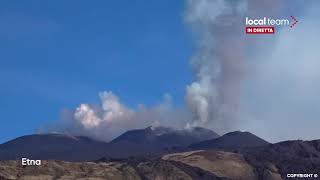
(185, 0, 247, 133)
(48, 91, 190, 141)
(74, 92, 135, 130)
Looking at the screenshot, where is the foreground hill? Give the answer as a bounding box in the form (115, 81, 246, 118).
(0, 159, 222, 180)
(189, 131, 270, 150)
(0, 126, 219, 161)
(1, 139, 319, 179)
(242, 139, 320, 179)
(163, 150, 260, 180)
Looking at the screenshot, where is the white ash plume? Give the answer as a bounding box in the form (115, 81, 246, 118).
(185, 0, 246, 133)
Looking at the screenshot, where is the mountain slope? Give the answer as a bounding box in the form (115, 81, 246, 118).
(111, 126, 219, 145)
(0, 134, 109, 161)
(0, 159, 224, 180)
(190, 131, 269, 150)
(107, 126, 220, 157)
(242, 139, 320, 179)
(0, 126, 219, 160)
(163, 150, 259, 180)
(164, 139, 320, 179)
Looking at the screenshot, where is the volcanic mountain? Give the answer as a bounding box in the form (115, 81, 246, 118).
(105, 126, 220, 158)
(189, 131, 270, 150)
(0, 133, 108, 161)
(0, 126, 219, 161)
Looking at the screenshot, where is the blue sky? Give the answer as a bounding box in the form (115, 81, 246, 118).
(0, 0, 193, 143)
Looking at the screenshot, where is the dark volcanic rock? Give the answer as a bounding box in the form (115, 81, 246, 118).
(0, 133, 109, 161)
(189, 131, 270, 150)
(0, 126, 219, 160)
(111, 126, 219, 146)
(107, 126, 219, 158)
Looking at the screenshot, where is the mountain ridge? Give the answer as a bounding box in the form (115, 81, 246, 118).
(189, 130, 270, 150)
(0, 126, 220, 161)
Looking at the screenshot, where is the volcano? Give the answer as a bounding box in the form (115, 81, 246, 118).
(0, 126, 219, 160)
(105, 126, 219, 158)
